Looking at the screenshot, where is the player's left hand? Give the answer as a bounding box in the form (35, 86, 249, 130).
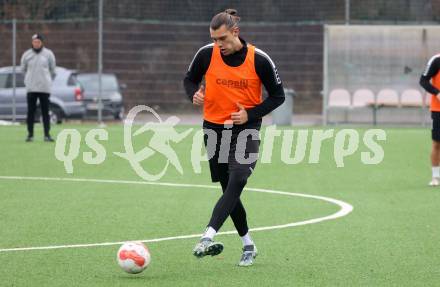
(231, 102, 248, 125)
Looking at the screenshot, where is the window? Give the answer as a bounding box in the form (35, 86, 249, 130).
(2, 73, 25, 88)
(77, 74, 119, 91)
(14, 73, 25, 88)
(67, 74, 78, 86)
(0, 74, 7, 88)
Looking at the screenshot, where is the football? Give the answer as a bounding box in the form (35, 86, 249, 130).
(117, 242, 151, 274)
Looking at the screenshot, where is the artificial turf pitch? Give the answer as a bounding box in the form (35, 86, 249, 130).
(0, 123, 439, 286)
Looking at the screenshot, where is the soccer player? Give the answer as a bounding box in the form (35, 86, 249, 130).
(21, 33, 56, 142)
(420, 54, 440, 186)
(183, 9, 285, 266)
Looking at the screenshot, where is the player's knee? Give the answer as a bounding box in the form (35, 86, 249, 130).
(433, 141, 440, 150)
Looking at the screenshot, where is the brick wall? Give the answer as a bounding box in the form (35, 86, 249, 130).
(0, 22, 323, 114)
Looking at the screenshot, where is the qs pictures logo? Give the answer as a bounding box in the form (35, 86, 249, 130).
(54, 106, 387, 181)
(54, 105, 193, 181)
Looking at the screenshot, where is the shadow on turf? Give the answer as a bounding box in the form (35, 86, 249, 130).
(115, 273, 172, 281)
(113, 260, 265, 282)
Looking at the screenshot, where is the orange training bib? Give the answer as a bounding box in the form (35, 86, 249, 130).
(431, 72, 440, 112)
(204, 44, 262, 124)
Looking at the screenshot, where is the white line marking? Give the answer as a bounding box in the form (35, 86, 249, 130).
(0, 176, 353, 253)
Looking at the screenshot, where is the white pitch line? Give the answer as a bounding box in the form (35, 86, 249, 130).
(0, 176, 353, 253)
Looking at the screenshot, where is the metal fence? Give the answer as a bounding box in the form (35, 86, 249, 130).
(3, 0, 440, 24)
(2, 0, 440, 124)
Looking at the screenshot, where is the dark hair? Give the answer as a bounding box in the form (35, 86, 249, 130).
(32, 33, 44, 41)
(210, 9, 240, 30)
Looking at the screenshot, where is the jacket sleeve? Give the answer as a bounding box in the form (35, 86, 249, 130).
(183, 44, 212, 102)
(247, 48, 285, 121)
(20, 51, 28, 74)
(49, 50, 56, 79)
(420, 55, 440, 95)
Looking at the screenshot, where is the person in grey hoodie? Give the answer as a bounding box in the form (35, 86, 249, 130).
(21, 33, 56, 142)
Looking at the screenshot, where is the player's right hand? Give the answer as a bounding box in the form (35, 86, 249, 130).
(193, 85, 205, 106)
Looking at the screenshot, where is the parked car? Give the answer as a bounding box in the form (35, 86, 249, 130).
(77, 73, 125, 120)
(0, 66, 86, 124)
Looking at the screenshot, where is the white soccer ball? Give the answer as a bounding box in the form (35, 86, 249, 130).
(117, 242, 151, 274)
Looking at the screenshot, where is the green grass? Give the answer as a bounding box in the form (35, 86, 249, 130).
(0, 123, 439, 286)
